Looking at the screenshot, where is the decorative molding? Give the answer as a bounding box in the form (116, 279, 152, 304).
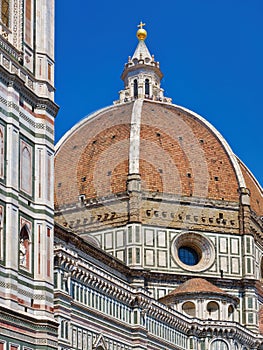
(0, 57, 58, 117)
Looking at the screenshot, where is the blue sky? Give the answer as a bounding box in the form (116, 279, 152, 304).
(55, 1, 263, 186)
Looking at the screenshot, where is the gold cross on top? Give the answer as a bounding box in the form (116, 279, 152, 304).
(137, 21, 146, 29)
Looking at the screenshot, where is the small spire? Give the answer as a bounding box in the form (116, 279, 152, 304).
(136, 21, 147, 41)
(114, 23, 172, 105)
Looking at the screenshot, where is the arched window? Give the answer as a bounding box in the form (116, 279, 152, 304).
(207, 301, 219, 320)
(134, 79, 138, 98)
(182, 301, 196, 317)
(1, 0, 10, 27)
(20, 224, 30, 268)
(228, 304, 234, 321)
(21, 142, 32, 195)
(0, 127, 4, 178)
(145, 78, 150, 96)
(210, 340, 229, 350)
(178, 246, 200, 266)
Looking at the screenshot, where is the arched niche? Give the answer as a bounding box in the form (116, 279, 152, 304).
(207, 301, 219, 320)
(182, 301, 196, 317)
(20, 224, 31, 268)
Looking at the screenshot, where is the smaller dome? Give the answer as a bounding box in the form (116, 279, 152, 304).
(162, 278, 224, 298)
(159, 278, 239, 322)
(159, 278, 239, 304)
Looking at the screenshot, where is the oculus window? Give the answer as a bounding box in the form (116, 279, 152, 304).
(172, 232, 215, 272)
(178, 246, 200, 266)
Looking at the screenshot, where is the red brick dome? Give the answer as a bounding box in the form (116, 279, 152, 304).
(55, 101, 239, 204)
(54, 99, 262, 232)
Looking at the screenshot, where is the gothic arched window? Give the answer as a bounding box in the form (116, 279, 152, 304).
(20, 224, 30, 269)
(1, 0, 10, 27)
(145, 78, 150, 96)
(20, 141, 32, 195)
(134, 79, 138, 98)
(0, 127, 4, 178)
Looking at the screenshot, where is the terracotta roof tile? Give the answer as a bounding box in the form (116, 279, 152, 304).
(170, 278, 224, 295)
(159, 279, 225, 304)
(159, 278, 239, 305)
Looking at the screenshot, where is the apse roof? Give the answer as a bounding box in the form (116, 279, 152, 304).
(158, 278, 239, 304)
(164, 278, 224, 296)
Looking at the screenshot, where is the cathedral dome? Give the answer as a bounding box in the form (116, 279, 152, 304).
(54, 98, 262, 231)
(54, 25, 262, 237)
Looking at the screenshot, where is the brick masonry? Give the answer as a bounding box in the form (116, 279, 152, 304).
(55, 100, 262, 233)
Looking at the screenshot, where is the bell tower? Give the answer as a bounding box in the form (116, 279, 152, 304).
(0, 1, 58, 349)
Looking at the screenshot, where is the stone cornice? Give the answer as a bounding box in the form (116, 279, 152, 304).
(0, 304, 58, 330)
(187, 320, 262, 347)
(0, 63, 59, 118)
(0, 34, 22, 62)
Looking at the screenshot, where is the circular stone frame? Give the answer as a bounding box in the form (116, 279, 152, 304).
(172, 232, 215, 272)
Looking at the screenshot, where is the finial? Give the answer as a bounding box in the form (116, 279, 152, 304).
(136, 21, 147, 41)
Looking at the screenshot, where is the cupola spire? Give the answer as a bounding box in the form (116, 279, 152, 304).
(115, 23, 172, 104)
(136, 21, 147, 41)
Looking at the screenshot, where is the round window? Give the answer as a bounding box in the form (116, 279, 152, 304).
(172, 232, 215, 272)
(178, 246, 200, 266)
(182, 301, 196, 317)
